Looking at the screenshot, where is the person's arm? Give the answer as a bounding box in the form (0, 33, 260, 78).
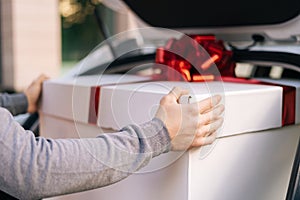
(0, 74, 48, 116)
(0, 87, 223, 199)
(0, 107, 170, 199)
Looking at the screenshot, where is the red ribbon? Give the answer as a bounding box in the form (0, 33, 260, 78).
(154, 35, 296, 126)
(89, 86, 101, 124)
(87, 35, 296, 127)
(155, 35, 235, 81)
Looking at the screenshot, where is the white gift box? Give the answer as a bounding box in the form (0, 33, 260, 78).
(99, 81, 283, 137)
(40, 74, 150, 137)
(41, 79, 300, 200)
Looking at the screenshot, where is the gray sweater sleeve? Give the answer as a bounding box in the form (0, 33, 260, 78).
(0, 107, 171, 199)
(0, 93, 28, 115)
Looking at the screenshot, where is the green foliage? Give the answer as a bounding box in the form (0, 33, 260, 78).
(60, 0, 113, 61)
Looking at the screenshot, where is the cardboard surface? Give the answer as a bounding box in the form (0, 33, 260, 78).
(41, 74, 150, 124)
(99, 81, 282, 137)
(44, 126, 300, 200)
(40, 77, 300, 200)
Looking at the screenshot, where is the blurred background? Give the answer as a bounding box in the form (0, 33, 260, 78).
(1, 0, 298, 93)
(0, 0, 137, 92)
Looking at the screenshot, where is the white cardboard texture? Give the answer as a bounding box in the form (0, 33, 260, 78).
(40, 78, 300, 200)
(99, 81, 282, 137)
(187, 125, 299, 200)
(44, 125, 300, 200)
(41, 74, 150, 124)
(42, 81, 90, 123)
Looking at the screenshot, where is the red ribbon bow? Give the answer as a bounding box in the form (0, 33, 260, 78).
(155, 35, 236, 81)
(154, 35, 296, 126)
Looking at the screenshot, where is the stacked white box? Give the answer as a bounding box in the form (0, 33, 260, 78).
(99, 81, 283, 137)
(40, 74, 150, 138)
(41, 79, 300, 200)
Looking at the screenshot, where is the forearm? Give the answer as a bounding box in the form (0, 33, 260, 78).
(0, 93, 28, 115)
(0, 108, 170, 199)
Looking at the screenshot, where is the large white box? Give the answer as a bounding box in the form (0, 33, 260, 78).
(41, 79, 300, 200)
(41, 74, 150, 132)
(45, 126, 300, 200)
(99, 81, 283, 137)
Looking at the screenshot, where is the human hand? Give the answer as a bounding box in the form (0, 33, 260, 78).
(155, 87, 224, 151)
(24, 74, 49, 113)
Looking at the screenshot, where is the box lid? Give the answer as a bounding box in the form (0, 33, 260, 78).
(121, 0, 300, 41)
(99, 81, 283, 137)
